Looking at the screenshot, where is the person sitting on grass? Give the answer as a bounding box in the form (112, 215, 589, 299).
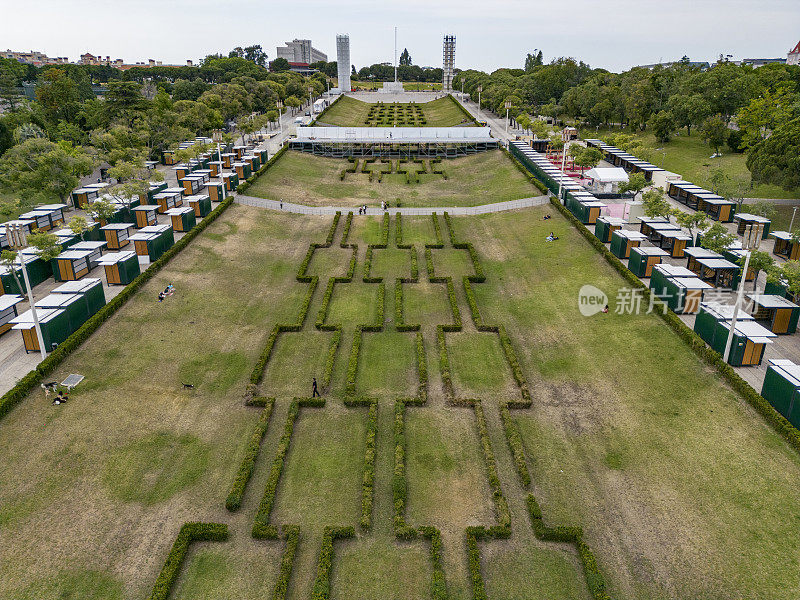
(546, 231, 559, 242)
(543, 214, 551, 220)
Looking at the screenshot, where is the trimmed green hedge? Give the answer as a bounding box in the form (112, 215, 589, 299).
(0, 196, 235, 423)
(236, 145, 288, 195)
(271, 525, 300, 600)
(501, 146, 548, 195)
(252, 398, 325, 539)
(499, 403, 530, 488)
(429, 212, 444, 248)
(311, 526, 356, 600)
(448, 93, 481, 126)
(526, 495, 610, 600)
(474, 401, 511, 535)
(226, 399, 275, 511)
(343, 398, 377, 530)
(419, 526, 448, 600)
(147, 522, 229, 600)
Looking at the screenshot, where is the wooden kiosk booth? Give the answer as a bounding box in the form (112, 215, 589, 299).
(97, 251, 141, 285)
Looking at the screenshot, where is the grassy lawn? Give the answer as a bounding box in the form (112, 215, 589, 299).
(332, 537, 432, 600)
(453, 210, 800, 600)
(172, 543, 282, 600)
(585, 126, 800, 199)
(318, 95, 473, 127)
(272, 406, 365, 528)
(247, 149, 540, 208)
(4, 166, 800, 600)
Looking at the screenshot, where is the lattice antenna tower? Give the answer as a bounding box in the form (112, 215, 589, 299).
(443, 35, 456, 92)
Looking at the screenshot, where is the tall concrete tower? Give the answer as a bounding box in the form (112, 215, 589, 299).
(443, 35, 456, 92)
(336, 34, 351, 93)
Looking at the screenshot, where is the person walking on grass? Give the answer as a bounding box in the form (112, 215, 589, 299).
(312, 377, 320, 397)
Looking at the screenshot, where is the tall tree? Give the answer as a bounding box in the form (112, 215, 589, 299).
(746, 117, 800, 190)
(700, 114, 728, 155)
(399, 48, 412, 66)
(0, 138, 95, 205)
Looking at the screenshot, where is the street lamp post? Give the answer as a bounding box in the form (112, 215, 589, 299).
(557, 141, 569, 205)
(790, 206, 798, 233)
(477, 85, 482, 111)
(308, 86, 314, 117)
(504, 100, 512, 133)
(277, 101, 284, 137)
(723, 222, 762, 364)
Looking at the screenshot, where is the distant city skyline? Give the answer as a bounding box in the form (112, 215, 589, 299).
(2, 0, 798, 73)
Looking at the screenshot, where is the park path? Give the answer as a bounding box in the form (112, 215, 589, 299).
(234, 194, 549, 215)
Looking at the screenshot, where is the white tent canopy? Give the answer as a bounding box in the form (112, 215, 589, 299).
(586, 167, 629, 183)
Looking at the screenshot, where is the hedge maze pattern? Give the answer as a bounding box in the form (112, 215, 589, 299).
(365, 101, 426, 126)
(339, 157, 446, 184)
(146, 210, 611, 600)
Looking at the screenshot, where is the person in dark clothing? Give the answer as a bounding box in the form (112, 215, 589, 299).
(158, 291, 165, 302)
(312, 378, 320, 397)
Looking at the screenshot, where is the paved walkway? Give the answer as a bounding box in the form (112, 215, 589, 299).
(234, 194, 550, 215)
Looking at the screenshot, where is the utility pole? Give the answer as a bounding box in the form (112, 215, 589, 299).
(723, 223, 762, 364)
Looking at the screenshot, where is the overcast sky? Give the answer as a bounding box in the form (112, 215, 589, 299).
(2, 0, 798, 73)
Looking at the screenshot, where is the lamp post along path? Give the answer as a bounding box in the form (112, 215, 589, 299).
(504, 100, 512, 133)
(723, 223, 762, 364)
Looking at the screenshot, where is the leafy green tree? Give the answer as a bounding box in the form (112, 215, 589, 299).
(89, 197, 117, 224)
(0, 138, 95, 204)
(67, 215, 89, 241)
(13, 123, 46, 144)
(271, 57, 290, 72)
(748, 200, 777, 221)
(700, 222, 737, 254)
(35, 68, 81, 123)
(0, 250, 25, 297)
(667, 93, 710, 136)
(641, 187, 673, 220)
(529, 119, 549, 139)
(399, 48, 412, 66)
(27, 230, 62, 262)
(107, 158, 165, 212)
(746, 117, 800, 190)
(736, 86, 799, 148)
(570, 146, 603, 175)
(649, 110, 676, 143)
(618, 172, 648, 201)
(781, 261, 800, 299)
(738, 250, 774, 291)
(0, 57, 26, 111)
(675, 210, 708, 242)
(243, 45, 268, 67)
(700, 114, 728, 155)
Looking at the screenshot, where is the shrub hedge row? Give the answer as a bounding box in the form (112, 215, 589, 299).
(344, 282, 386, 396)
(526, 495, 610, 600)
(501, 146, 548, 195)
(236, 145, 288, 195)
(436, 326, 453, 399)
(147, 522, 229, 600)
(549, 196, 800, 454)
(340, 211, 353, 246)
(465, 528, 487, 600)
(443, 211, 485, 282)
(419, 525, 448, 600)
(415, 331, 428, 402)
(430, 212, 444, 247)
(499, 403, 531, 488)
(311, 526, 356, 600)
(392, 399, 417, 539)
(0, 195, 235, 423)
(225, 399, 276, 511)
(342, 398, 378, 530)
(248, 278, 319, 389)
(395, 212, 407, 248)
(252, 398, 325, 539)
(297, 212, 341, 281)
(474, 401, 511, 535)
(271, 525, 300, 600)
(395, 279, 419, 332)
